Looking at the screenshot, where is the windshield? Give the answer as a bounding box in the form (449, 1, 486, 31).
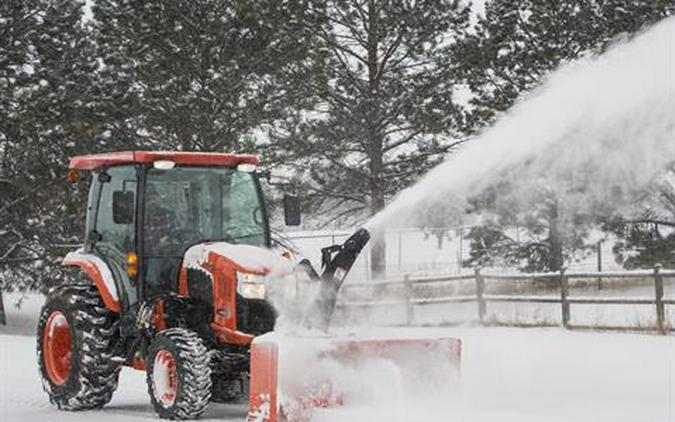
(144, 166, 268, 257)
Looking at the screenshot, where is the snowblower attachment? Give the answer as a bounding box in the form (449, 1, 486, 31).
(248, 335, 461, 422)
(248, 228, 462, 422)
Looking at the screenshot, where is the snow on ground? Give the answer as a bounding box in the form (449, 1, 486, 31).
(1, 326, 674, 420)
(343, 326, 675, 422)
(0, 293, 251, 421)
(0, 332, 249, 421)
(1, 293, 673, 422)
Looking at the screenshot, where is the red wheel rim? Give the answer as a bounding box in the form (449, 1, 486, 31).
(153, 350, 178, 406)
(43, 311, 72, 385)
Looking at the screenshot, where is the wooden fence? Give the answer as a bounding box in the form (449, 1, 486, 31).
(337, 265, 675, 334)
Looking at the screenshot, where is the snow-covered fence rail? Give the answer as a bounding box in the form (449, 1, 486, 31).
(337, 266, 675, 334)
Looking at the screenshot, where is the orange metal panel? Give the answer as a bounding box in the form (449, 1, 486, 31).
(69, 151, 259, 170)
(248, 340, 279, 422)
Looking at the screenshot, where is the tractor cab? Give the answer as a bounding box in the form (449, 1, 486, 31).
(68, 151, 298, 311)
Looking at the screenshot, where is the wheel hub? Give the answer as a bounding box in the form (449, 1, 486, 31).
(153, 349, 178, 406)
(43, 311, 72, 385)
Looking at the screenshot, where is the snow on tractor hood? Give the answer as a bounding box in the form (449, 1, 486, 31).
(182, 242, 295, 277)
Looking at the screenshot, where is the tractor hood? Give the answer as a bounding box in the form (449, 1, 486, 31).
(182, 242, 294, 277)
(178, 242, 294, 347)
(179, 228, 370, 335)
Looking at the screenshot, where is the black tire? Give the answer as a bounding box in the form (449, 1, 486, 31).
(36, 283, 121, 410)
(146, 328, 212, 420)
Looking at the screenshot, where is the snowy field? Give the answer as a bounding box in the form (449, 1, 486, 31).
(1, 294, 674, 422)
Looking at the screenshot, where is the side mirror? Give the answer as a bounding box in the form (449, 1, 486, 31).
(283, 194, 301, 226)
(112, 191, 135, 224)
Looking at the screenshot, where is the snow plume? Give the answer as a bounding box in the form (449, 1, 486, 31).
(367, 16, 675, 232)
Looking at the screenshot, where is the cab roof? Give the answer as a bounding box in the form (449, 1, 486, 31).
(69, 151, 259, 170)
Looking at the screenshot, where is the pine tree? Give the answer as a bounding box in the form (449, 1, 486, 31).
(452, 0, 675, 132)
(0, 0, 100, 299)
(601, 164, 675, 269)
(92, 0, 320, 151)
(463, 182, 593, 273)
(270, 0, 471, 277)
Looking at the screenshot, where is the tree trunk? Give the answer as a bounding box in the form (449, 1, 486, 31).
(366, 0, 386, 279)
(370, 186, 386, 279)
(0, 288, 6, 326)
(548, 200, 564, 272)
(368, 127, 386, 278)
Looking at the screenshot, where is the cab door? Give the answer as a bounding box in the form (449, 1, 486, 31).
(86, 165, 138, 308)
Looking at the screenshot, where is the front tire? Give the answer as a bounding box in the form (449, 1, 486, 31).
(37, 283, 121, 410)
(146, 328, 212, 419)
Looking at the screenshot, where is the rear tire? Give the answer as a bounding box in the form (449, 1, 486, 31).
(146, 328, 212, 419)
(36, 283, 121, 410)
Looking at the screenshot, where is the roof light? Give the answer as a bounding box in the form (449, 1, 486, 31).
(237, 163, 257, 173)
(153, 160, 175, 170)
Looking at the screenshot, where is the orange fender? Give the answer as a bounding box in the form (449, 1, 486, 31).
(62, 250, 121, 312)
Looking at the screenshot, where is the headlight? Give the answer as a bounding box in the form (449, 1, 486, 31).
(236, 272, 267, 299)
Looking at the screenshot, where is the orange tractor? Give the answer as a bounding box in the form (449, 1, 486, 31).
(37, 151, 461, 421)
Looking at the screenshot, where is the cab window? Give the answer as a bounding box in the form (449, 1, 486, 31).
(95, 166, 136, 255)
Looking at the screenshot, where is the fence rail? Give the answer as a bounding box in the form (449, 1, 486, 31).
(337, 265, 675, 335)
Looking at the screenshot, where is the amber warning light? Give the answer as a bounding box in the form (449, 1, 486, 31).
(67, 169, 80, 183)
(126, 253, 138, 277)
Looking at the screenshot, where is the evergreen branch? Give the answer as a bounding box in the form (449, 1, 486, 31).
(376, 32, 404, 82)
(623, 219, 675, 228)
(317, 205, 367, 229)
(382, 129, 423, 152)
(303, 182, 368, 205)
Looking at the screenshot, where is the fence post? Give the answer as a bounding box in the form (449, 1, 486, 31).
(560, 269, 570, 328)
(596, 240, 603, 290)
(475, 267, 486, 324)
(654, 264, 666, 335)
(398, 232, 403, 277)
(0, 288, 6, 326)
(457, 228, 464, 275)
(404, 275, 414, 325)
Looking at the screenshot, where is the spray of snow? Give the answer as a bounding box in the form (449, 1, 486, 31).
(367, 16, 675, 232)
